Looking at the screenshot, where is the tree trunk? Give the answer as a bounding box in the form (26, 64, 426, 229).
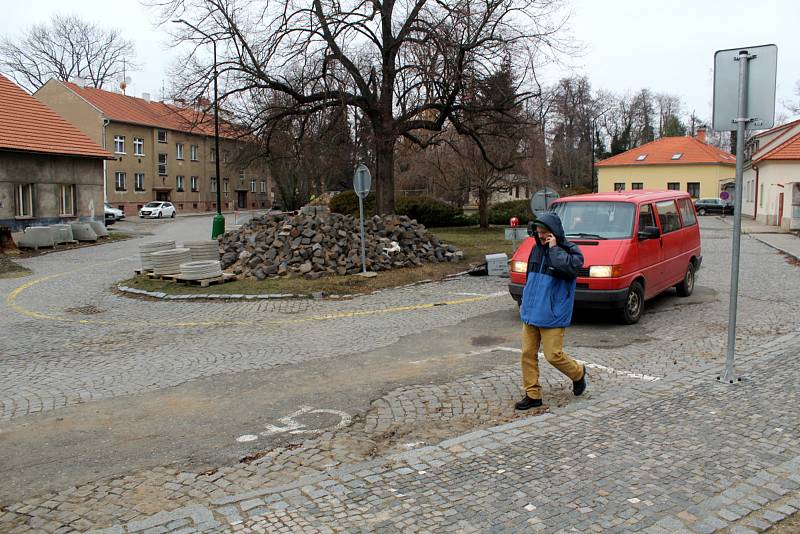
(478, 190, 490, 229)
(374, 135, 396, 215)
(0, 226, 17, 252)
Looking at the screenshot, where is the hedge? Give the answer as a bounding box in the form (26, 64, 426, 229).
(329, 192, 476, 227)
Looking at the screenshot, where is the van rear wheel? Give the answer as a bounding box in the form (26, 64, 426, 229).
(676, 262, 695, 297)
(619, 281, 644, 324)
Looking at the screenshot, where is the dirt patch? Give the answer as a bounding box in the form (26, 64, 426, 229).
(766, 512, 800, 532)
(471, 335, 509, 347)
(0, 256, 31, 279)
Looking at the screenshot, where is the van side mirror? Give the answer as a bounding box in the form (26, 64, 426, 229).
(638, 226, 660, 240)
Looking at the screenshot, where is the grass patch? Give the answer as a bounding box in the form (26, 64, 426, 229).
(120, 225, 517, 296)
(0, 256, 32, 279)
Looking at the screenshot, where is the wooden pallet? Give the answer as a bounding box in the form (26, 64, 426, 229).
(146, 272, 181, 281)
(175, 273, 238, 287)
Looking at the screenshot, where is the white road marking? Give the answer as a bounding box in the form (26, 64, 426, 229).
(236, 434, 258, 443)
(236, 405, 353, 443)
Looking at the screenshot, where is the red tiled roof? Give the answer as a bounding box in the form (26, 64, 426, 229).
(595, 136, 735, 167)
(754, 131, 800, 162)
(61, 81, 242, 139)
(0, 74, 111, 159)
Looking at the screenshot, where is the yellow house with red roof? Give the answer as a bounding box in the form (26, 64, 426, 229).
(0, 74, 111, 232)
(743, 118, 800, 229)
(595, 129, 736, 200)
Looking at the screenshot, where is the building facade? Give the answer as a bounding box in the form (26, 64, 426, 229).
(35, 79, 271, 216)
(595, 130, 736, 200)
(0, 75, 110, 232)
(743, 119, 800, 229)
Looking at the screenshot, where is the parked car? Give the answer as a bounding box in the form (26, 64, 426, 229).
(139, 201, 176, 219)
(104, 207, 116, 226)
(509, 190, 702, 324)
(104, 202, 125, 220)
(693, 198, 734, 215)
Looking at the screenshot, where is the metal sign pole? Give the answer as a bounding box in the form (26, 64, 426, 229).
(358, 194, 367, 273)
(720, 50, 753, 384)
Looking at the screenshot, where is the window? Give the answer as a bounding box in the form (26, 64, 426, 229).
(631, 182, 643, 190)
(687, 182, 700, 198)
(211, 177, 217, 193)
(667, 182, 680, 191)
(223, 179, 229, 193)
(157, 130, 167, 143)
(655, 200, 682, 234)
(259, 180, 266, 193)
(133, 137, 144, 156)
(190, 145, 198, 161)
(115, 172, 126, 191)
(135, 173, 145, 191)
(239, 169, 246, 181)
(191, 176, 198, 192)
(678, 198, 697, 227)
(176, 143, 184, 160)
(552, 201, 635, 240)
(671, 153, 683, 160)
(176, 175, 185, 192)
(614, 183, 626, 191)
(14, 184, 34, 217)
(158, 153, 167, 175)
(210, 148, 216, 162)
(635, 154, 647, 161)
(250, 179, 257, 193)
(114, 135, 125, 154)
(60, 184, 75, 215)
(638, 203, 656, 231)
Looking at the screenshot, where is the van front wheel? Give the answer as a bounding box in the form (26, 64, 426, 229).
(619, 281, 644, 324)
(675, 262, 695, 297)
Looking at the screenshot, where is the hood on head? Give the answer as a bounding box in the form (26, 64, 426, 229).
(533, 212, 566, 243)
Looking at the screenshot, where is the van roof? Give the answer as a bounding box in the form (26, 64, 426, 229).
(556, 190, 691, 204)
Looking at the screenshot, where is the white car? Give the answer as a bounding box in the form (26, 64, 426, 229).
(139, 201, 176, 219)
(104, 203, 125, 220)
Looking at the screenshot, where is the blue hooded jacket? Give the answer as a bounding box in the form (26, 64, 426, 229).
(519, 212, 584, 328)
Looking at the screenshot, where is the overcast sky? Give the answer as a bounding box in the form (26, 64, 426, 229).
(3, 0, 799, 126)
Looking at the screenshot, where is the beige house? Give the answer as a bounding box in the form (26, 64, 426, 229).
(743, 118, 800, 229)
(0, 74, 111, 232)
(595, 129, 736, 199)
(35, 79, 271, 216)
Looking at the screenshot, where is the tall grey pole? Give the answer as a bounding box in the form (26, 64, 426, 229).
(358, 195, 367, 273)
(720, 50, 752, 384)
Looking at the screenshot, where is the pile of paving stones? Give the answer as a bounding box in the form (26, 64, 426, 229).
(219, 212, 462, 279)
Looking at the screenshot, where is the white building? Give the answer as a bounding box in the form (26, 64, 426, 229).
(743, 119, 800, 230)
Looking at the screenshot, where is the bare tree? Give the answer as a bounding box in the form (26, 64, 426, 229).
(158, 0, 572, 214)
(0, 14, 138, 92)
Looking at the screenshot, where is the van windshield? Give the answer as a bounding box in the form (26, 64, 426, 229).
(552, 201, 635, 240)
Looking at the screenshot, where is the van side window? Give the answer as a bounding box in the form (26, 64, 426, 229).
(655, 200, 682, 233)
(678, 198, 697, 227)
(638, 203, 656, 230)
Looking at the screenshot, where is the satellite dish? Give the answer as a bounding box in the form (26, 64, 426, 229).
(530, 187, 559, 216)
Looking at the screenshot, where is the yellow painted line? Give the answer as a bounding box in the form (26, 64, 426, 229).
(5, 264, 504, 328)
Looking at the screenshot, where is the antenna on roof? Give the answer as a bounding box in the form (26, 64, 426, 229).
(119, 58, 131, 95)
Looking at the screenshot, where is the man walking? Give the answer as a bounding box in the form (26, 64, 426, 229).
(515, 212, 587, 410)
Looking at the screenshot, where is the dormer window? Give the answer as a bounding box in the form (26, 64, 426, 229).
(635, 154, 647, 161)
(671, 153, 683, 160)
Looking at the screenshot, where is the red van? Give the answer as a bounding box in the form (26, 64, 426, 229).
(508, 190, 702, 324)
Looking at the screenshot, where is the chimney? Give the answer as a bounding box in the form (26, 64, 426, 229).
(142, 92, 151, 103)
(70, 76, 86, 88)
(696, 126, 707, 144)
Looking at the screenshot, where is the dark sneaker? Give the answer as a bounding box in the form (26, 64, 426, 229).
(573, 365, 587, 396)
(514, 396, 543, 410)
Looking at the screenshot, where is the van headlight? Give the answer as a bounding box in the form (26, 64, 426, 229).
(589, 265, 623, 278)
(511, 261, 528, 273)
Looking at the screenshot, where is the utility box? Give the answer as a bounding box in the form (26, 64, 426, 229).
(485, 253, 509, 276)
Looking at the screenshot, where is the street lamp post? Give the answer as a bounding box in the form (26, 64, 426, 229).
(174, 19, 225, 239)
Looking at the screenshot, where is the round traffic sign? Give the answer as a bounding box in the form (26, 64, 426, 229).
(353, 164, 372, 199)
(509, 217, 519, 228)
(530, 187, 559, 216)
(720, 191, 730, 200)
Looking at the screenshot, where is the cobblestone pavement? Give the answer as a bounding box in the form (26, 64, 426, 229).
(0, 217, 798, 532)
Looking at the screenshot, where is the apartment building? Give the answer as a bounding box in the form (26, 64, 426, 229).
(35, 79, 271, 216)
